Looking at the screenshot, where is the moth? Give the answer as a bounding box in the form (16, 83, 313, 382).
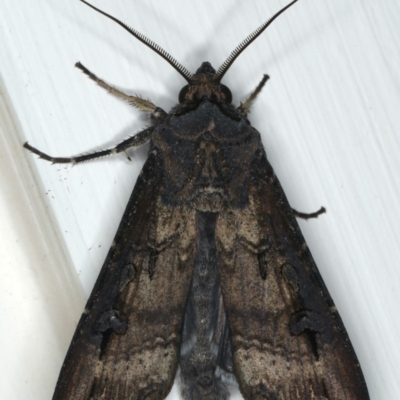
(24, 0, 370, 399)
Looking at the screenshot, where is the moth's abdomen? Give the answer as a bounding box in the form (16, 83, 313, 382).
(179, 211, 235, 400)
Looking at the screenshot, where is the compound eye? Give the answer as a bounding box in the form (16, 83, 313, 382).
(179, 85, 189, 103)
(221, 84, 232, 103)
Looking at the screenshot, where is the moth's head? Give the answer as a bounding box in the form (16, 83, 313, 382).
(178, 62, 232, 104)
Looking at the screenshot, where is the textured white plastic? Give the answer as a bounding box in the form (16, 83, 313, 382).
(1, 1, 399, 399)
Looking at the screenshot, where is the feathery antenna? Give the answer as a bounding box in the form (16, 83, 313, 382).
(215, 0, 299, 81)
(79, 0, 193, 82)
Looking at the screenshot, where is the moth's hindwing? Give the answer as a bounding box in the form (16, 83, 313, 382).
(53, 152, 197, 399)
(216, 151, 370, 399)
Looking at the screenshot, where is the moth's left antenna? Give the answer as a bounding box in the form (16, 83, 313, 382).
(79, 0, 193, 83)
(215, 0, 299, 81)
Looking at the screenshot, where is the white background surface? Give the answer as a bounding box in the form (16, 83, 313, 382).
(1, 0, 399, 399)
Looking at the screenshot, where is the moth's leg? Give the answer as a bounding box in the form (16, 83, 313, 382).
(23, 126, 153, 165)
(75, 62, 167, 122)
(237, 74, 269, 115)
(292, 206, 326, 220)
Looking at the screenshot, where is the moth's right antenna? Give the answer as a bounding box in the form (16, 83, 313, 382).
(79, 0, 193, 83)
(215, 0, 299, 82)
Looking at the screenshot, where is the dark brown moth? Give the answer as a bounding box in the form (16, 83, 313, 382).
(24, 0, 370, 399)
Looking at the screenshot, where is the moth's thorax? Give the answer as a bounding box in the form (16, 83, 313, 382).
(153, 100, 262, 212)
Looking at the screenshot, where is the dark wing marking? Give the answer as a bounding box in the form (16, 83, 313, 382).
(216, 150, 370, 400)
(53, 151, 196, 400)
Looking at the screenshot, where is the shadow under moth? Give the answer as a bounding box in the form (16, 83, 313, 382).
(24, 0, 370, 399)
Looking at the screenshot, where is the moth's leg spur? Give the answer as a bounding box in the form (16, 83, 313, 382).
(75, 62, 167, 122)
(292, 206, 326, 220)
(23, 126, 153, 165)
(237, 74, 270, 115)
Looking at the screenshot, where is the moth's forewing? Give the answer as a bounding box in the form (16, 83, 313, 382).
(217, 149, 370, 399)
(53, 153, 196, 399)
(53, 97, 369, 400)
